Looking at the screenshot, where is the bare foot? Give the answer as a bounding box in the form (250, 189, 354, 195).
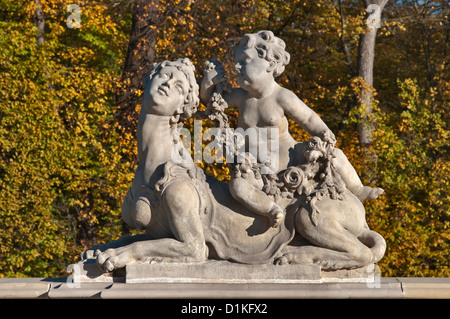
(356, 186, 384, 202)
(96, 246, 136, 272)
(274, 255, 289, 265)
(80, 244, 103, 260)
(268, 205, 285, 228)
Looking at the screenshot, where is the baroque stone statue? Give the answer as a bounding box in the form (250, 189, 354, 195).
(80, 31, 386, 275)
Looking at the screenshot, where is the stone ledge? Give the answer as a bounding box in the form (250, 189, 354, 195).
(1, 277, 449, 299)
(398, 277, 450, 299)
(0, 278, 50, 299)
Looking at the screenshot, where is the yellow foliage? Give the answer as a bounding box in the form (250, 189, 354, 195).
(0, 0, 448, 278)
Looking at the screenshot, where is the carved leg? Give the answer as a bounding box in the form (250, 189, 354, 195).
(121, 186, 153, 230)
(332, 149, 384, 201)
(358, 228, 386, 264)
(276, 243, 372, 270)
(81, 234, 151, 260)
(97, 237, 208, 271)
(83, 185, 153, 261)
(276, 208, 373, 270)
(96, 180, 207, 271)
(229, 176, 284, 227)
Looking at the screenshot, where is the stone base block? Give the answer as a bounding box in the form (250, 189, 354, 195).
(69, 259, 375, 284)
(68, 259, 125, 283)
(126, 261, 374, 283)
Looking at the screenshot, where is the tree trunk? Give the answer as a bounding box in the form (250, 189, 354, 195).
(115, 0, 160, 137)
(357, 27, 376, 146)
(356, 0, 387, 182)
(33, 0, 45, 46)
(356, 0, 387, 146)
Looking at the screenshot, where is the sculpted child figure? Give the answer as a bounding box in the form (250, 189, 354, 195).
(82, 58, 209, 269)
(200, 30, 383, 227)
(122, 58, 200, 231)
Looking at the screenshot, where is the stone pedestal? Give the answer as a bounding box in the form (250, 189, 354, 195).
(69, 259, 375, 284)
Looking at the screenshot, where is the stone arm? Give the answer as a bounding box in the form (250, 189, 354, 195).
(200, 58, 243, 109)
(200, 58, 225, 105)
(279, 89, 336, 145)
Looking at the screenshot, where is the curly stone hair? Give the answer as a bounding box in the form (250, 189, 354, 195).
(239, 30, 291, 78)
(144, 58, 199, 122)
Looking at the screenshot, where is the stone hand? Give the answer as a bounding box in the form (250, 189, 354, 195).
(203, 57, 226, 87)
(319, 129, 336, 146)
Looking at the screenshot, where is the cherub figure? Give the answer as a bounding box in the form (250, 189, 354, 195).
(201, 30, 383, 228)
(121, 58, 200, 231)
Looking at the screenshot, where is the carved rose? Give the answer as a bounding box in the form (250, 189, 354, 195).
(282, 166, 304, 192)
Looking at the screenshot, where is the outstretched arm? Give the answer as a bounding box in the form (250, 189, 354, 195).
(200, 58, 243, 109)
(279, 88, 336, 144)
(200, 58, 227, 105)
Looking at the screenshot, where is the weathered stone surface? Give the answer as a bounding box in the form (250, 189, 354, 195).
(100, 281, 403, 299)
(1, 277, 449, 299)
(47, 282, 110, 299)
(70, 259, 376, 284)
(126, 261, 320, 283)
(0, 278, 50, 298)
(398, 277, 450, 299)
(125, 261, 374, 284)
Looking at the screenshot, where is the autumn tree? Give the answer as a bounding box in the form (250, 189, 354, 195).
(0, 0, 447, 278)
(115, 0, 160, 141)
(0, 0, 131, 277)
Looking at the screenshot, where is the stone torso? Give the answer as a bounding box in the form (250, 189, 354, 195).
(237, 89, 298, 171)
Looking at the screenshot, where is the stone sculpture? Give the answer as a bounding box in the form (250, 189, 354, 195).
(80, 31, 386, 274)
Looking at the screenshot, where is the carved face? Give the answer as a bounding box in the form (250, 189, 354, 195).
(304, 137, 326, 163)
(144, 66, 189, 116)
(234, 45, 274, 92)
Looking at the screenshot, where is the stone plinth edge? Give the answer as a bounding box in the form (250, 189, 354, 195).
(1, 277, 450, 299)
